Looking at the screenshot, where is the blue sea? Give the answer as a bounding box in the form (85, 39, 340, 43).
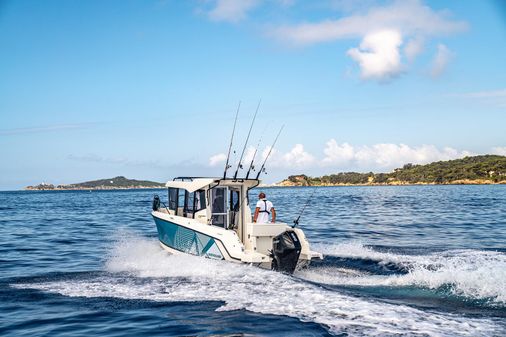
(1, 185, 505, 336)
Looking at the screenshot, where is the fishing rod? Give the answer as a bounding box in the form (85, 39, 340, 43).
(255, 124, 284, 180)
(223, 101, 241, 179)
(245, 124, 269, 179)
(233, 99, 261, 180)
(236, 124, 282, 224)
(292, 187, 318, 228)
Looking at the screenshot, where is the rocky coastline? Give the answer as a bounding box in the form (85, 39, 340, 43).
(275, 177, 506, 187)
(276, 155, 506, 187)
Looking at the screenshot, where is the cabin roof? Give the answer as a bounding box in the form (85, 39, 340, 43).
(164, 177, 261, 192)
(165, 178, 217, 193)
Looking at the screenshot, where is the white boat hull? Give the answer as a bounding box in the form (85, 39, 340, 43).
(152, 211, 244, 262)
(152, 210, 321, 271)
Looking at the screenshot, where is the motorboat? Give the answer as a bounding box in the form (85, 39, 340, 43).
(151, 102, 322, 273)
(151, 177, 322, 273)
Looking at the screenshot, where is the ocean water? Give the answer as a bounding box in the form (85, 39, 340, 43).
(1, 185, 505, 336)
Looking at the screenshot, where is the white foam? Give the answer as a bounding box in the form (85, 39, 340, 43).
(13, 235, 501, 336)
(303, 242, 506, 305)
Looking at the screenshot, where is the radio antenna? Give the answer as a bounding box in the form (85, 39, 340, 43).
(233, 99, 261, 180)
(223, 101, 241, 179)
(255, 125, 284, 180)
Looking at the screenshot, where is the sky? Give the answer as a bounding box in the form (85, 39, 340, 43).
(0, 0, 505, 190)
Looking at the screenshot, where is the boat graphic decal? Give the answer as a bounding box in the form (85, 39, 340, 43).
(154, 217, 224, 259)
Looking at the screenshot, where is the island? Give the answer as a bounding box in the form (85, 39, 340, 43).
(25, 176, 165, 190)
(277, 155, 506, 186)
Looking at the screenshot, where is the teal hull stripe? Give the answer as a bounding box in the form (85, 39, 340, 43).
(153, 216, 224, 259)
(202, 238, 215, 253)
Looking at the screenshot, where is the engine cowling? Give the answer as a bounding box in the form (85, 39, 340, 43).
(271, 230, 302, 274)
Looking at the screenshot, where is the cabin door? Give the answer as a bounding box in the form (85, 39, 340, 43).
(211, 187, 228, 228)
(229, 188, 241, 230)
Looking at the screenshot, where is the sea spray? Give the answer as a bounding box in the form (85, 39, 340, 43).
(301, 242, 506, 306)
(13, 235, 501, 336)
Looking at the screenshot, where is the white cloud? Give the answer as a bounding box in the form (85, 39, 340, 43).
(253, 141, 474, 171)
(430, 43, 453, 78)
(492, 147, 506, 156)
(261, 145, 274, 162)
(201, 1, 466, 82)
(241, 146, 257, 168)
(209, 153, 227, 166)
(205, 0, 295, 22)
(209, 141, 506, 174)
(282, 144, 316, 167)
(274, 0, 467, 45)
(252, 144, 314, 169)
(322, 140, 472, 169)
(209, 146, 267, 173)
(347, 29, 403, 80)
(404, 35, 425, 61)
(322, 140, 354, 165)
(256, 145, 275, 170)
(271, 0, 466, 81)
(207, 0, 261, 23)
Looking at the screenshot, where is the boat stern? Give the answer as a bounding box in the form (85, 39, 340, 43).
(244, 222, 322, 273)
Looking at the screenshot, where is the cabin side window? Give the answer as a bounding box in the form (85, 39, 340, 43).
(168, 188, 178, 210)
(230, 189, 240, 212)
(195, 190, 206, 211)
(184, 190, 195, 217)
(178, 189, 185, 210)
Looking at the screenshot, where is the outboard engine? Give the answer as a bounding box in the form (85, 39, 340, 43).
(271, 230, 302, 274)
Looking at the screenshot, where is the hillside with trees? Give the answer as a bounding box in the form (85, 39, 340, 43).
(26, 176, 164, 190)
(278, 155, 506, 186)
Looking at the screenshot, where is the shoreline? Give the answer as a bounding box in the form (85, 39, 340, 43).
(267, 180, 506, 188)
(24, 186, 165, 191)
(25, 181, 506, 191)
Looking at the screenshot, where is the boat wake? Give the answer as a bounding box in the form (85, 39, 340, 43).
(300, 242, 506, 307)
(11, 234, 504, 336)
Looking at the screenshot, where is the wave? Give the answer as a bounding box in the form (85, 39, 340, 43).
(12, 234, 501, 336)
(303, 242, 506, 306)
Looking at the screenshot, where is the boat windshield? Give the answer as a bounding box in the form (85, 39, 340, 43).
(167, 187, 206, 218)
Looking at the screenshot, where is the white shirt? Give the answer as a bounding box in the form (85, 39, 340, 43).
(255, 199, 273, 223)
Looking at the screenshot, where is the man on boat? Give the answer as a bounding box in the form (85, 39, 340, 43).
(253, 192, 276, 223)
